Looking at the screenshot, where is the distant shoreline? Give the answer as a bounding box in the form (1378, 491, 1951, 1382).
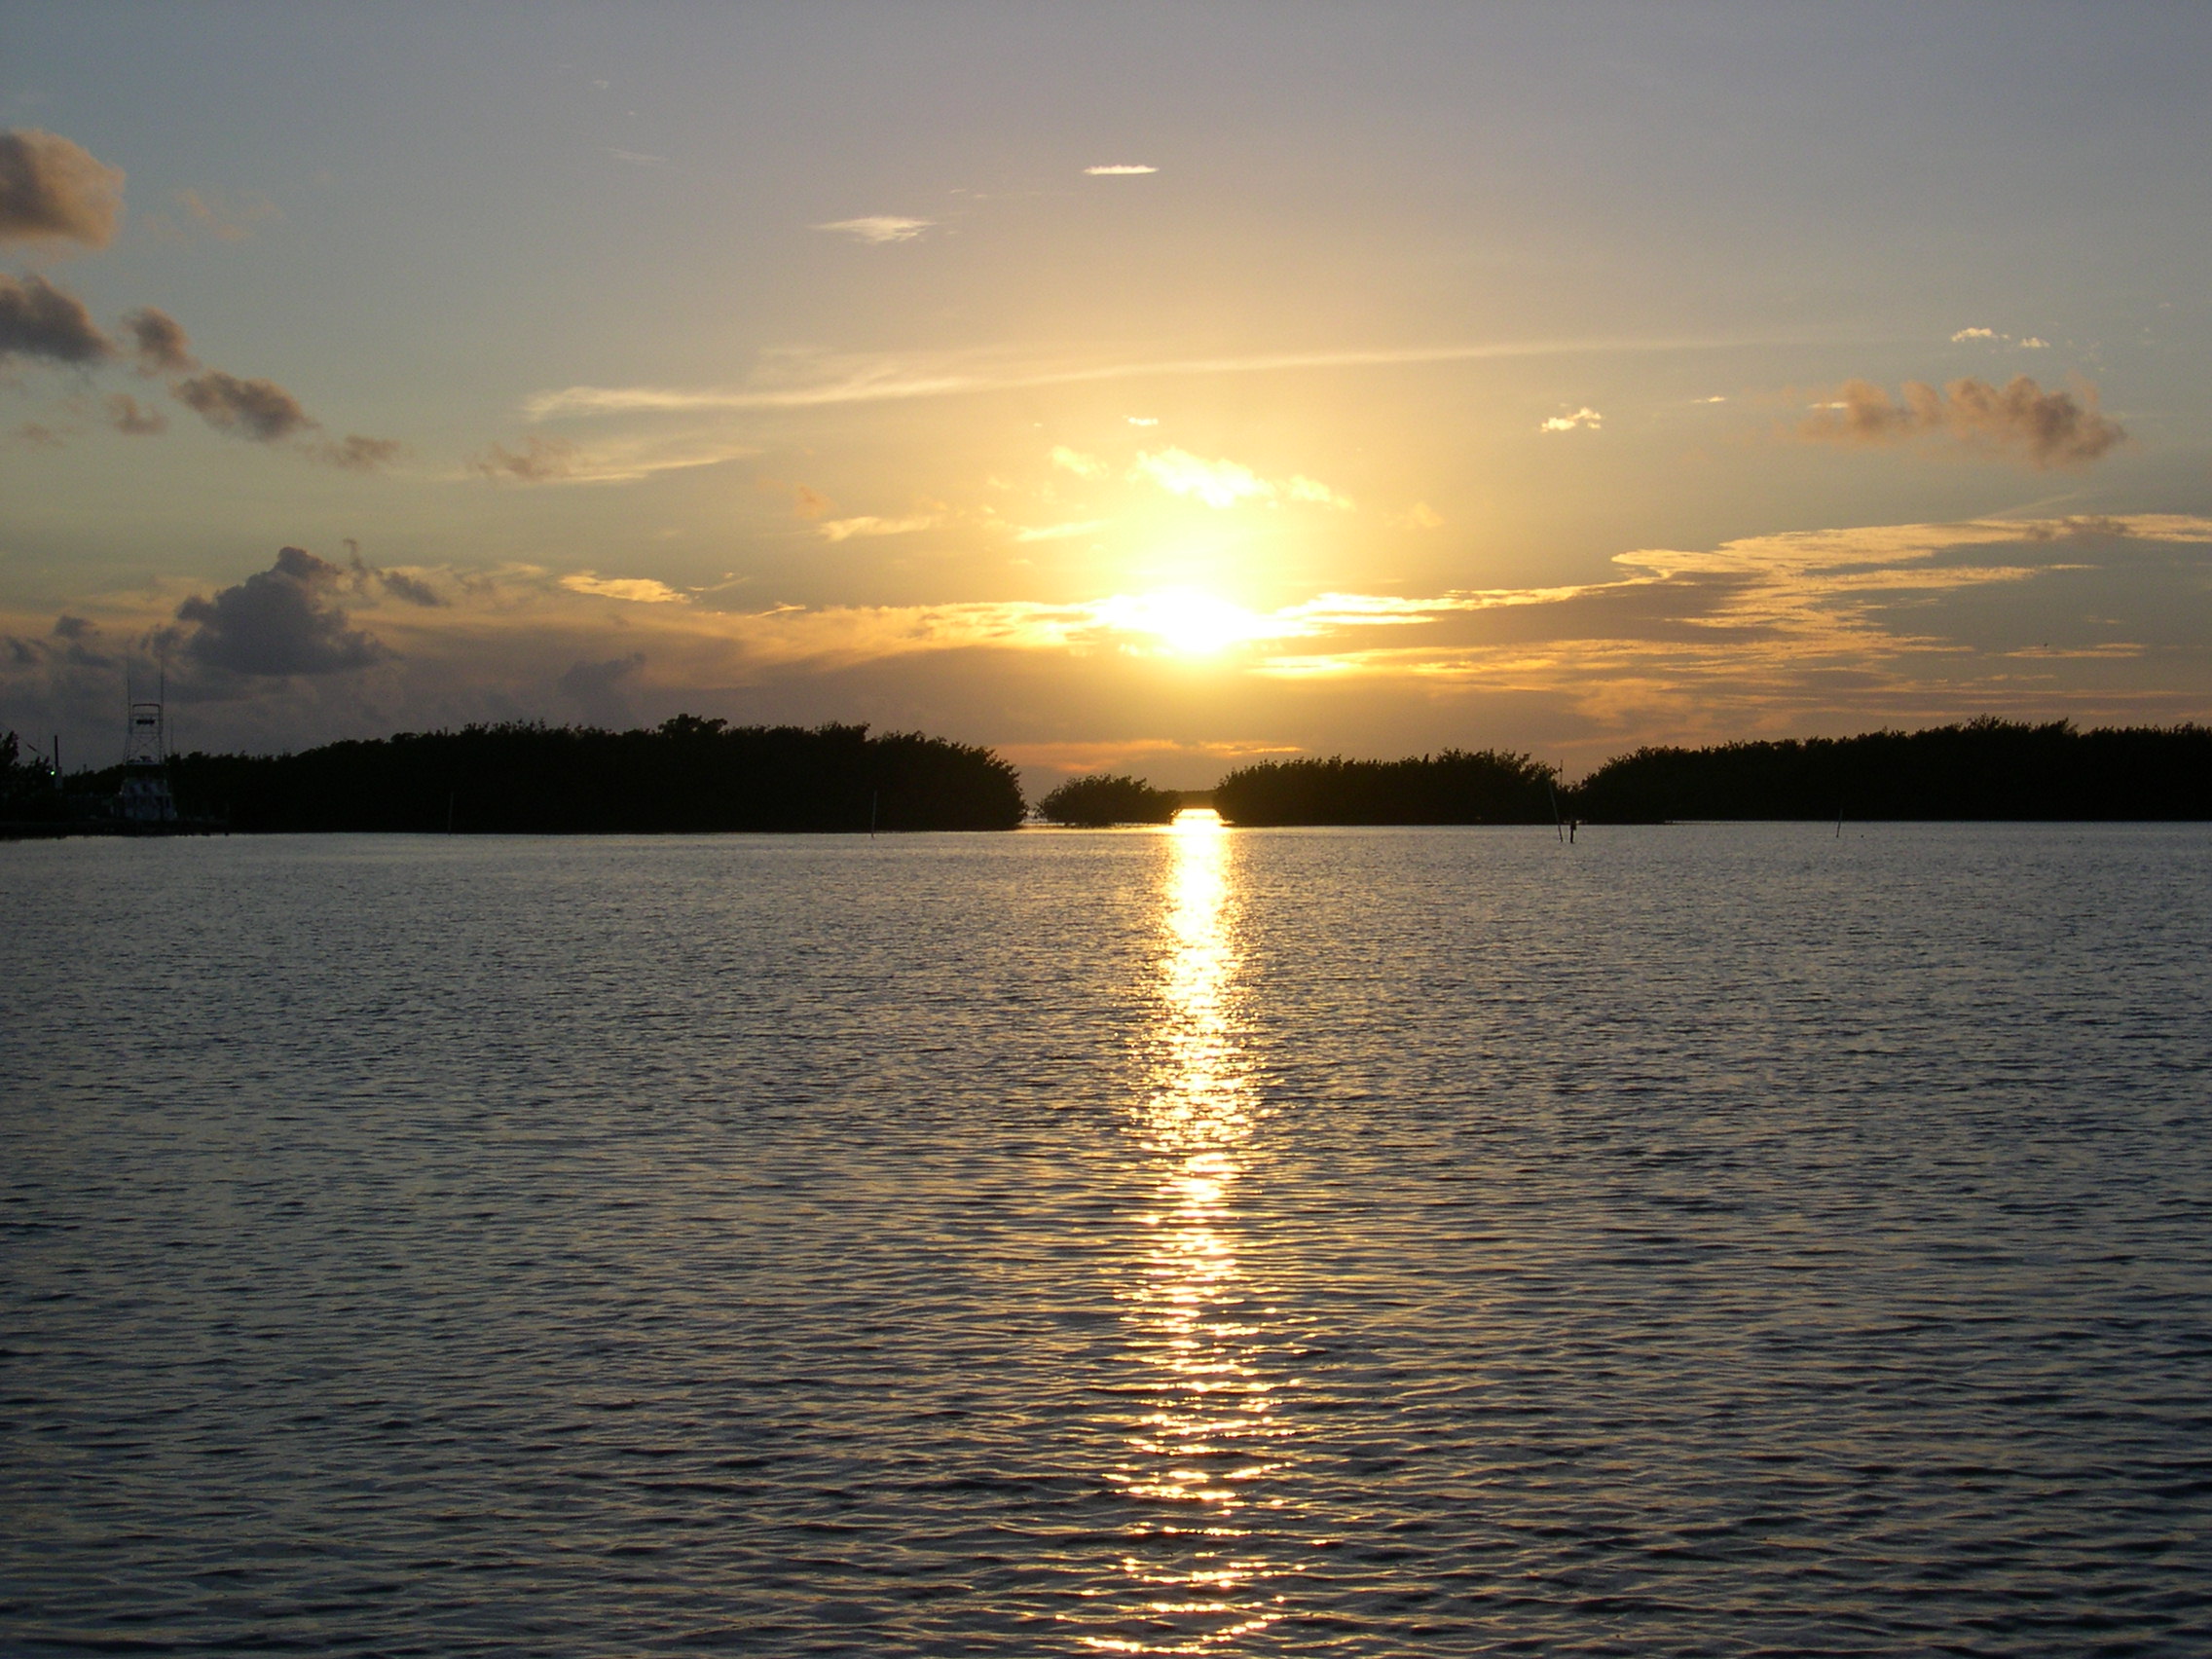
(6, 716, 2207, 835)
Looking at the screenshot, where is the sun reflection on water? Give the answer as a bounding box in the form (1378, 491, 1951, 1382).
(1083, 807, 1293, 1654)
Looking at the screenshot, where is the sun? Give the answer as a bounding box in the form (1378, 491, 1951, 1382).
(1094, 588, 1278, 656)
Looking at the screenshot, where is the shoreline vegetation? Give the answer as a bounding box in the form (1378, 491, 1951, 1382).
(3, 718, 2207, 835)
(1036, 773, 1182, 827)
(3, 719, 1024, 834)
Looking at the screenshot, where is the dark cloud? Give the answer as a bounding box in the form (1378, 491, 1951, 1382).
(0, 129, 124, 247)
(341, 539, 443, 607)
(472, 434, 583, 482)
(318, 433, 403, 471)
(105, 392, 166, 435)
(0, 273, 114, 365)
(123, 307, 197, 374)
(174, 545, 391, 677)
(52, 614, 113, 668)
(172, 370, 315, 442)
(559, 651, 645, 725)
(1803, 375, 2124, 468)
(378, 570, 444, 607)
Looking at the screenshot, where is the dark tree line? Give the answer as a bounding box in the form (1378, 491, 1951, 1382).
(0, 730, 66, 826)
(1215, 750, 1560, 826)
(1570, 719, 2212, 822)
(91, 718, 1025, 832)
(1037, 773, 1182, 826)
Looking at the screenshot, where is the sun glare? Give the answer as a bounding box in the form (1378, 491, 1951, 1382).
(1095, 589, 1278, 656)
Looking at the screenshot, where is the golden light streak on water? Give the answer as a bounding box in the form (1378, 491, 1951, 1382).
(1082, 808, 1295, 1654)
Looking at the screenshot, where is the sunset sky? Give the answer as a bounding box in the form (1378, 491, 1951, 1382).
(5, 3, 2210, 786)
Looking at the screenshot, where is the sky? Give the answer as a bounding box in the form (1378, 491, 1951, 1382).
(4, 2, 2210, 788)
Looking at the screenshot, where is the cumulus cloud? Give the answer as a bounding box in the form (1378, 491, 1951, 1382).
(1085, 164, 1157, 175)
(559, 572, 688, 604)
(173, 369, 315, 442)
(123, 307, 197, 374)
(1801, 375, 2124, 468)
(0, 273, 114, 365)
(105, 392, 166, 435)
(820, 514, 940, 541)
(0, 129, 124, 248)
(1393, 501, 1444, 531)
(1051, 445, 1109, 479)
(1287, 474, 1354, 509)
(1125, 448, 1348, 511)
(173, 546, 391, 677)
(1130, 447, 1272, 508)
(166, 367, 400, 467)
(815, 216, 932, 244)
(1952, 325, 2050, 350)
(1539, 407, 1602, 432)
(792, 484, 832, 519)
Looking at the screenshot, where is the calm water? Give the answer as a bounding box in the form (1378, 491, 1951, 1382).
(4, 821, 2209, 1655)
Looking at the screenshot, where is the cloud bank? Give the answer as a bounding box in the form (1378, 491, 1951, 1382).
(12, 516, 2201, 773)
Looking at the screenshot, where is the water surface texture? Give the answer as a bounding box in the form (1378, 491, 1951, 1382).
(5, 822, 2210, 1655)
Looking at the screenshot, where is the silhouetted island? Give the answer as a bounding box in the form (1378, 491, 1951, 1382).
(1571, 719, 2212, 822)
(1215, 750, 1560, 826)
(53, 718, 1026, 833)
(1037, 773, 1182, 827)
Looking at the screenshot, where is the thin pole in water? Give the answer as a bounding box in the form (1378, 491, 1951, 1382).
(1835, 805, 1843, 838)
(1548, 781, 1564, 843)
(869, 790, 878, 837)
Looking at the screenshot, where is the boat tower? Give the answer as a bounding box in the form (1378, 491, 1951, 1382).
(118, 697, 177, 828)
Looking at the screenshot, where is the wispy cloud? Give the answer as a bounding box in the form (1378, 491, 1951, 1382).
(105, 391, 166, 434)
(609, 149, 667, 166)
(469, 430, 756, 484)
(814, 215, 932, 244)
(1011, 519, 1105, 542)
(560, 572, 688, 604)
(1085, 164, 1157, 175)
(523, 332, 1830, 420)
(1539, 406, 1602, 432)
(819, 513, 940, 541)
